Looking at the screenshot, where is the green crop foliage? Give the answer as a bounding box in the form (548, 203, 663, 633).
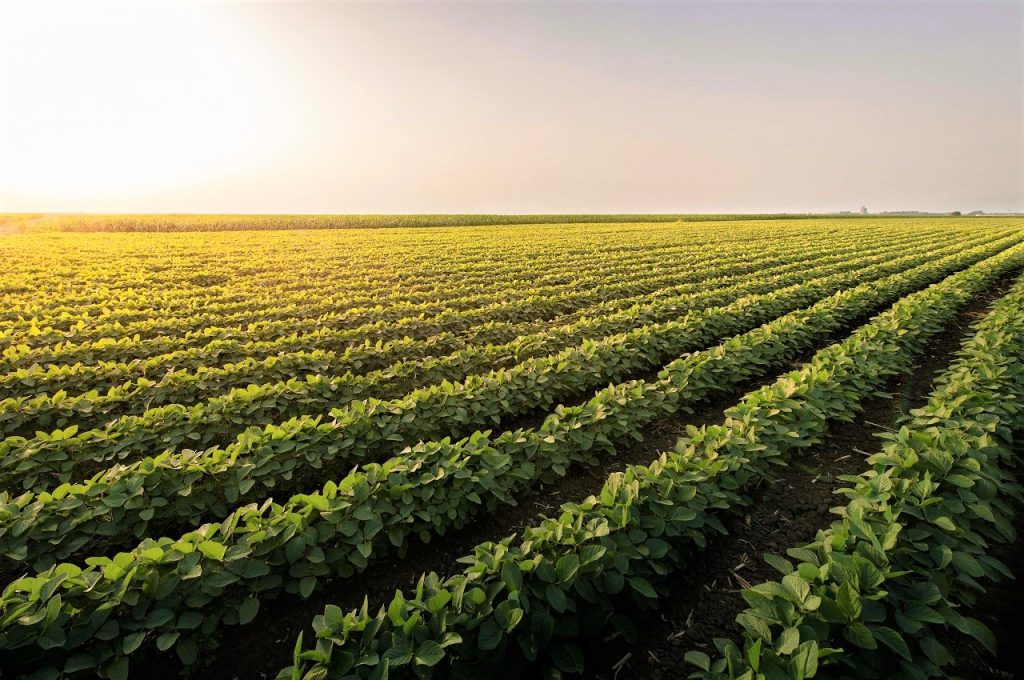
(0, 217, 1022, 679)
(684, 272, 1024, 680)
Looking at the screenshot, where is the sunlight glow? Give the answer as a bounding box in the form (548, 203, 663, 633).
(1, 0, 1020, 214)
(0, 0, 294, 210)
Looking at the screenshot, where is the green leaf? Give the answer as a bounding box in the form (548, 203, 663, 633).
(466, 587, 486, 606)
(402, 611, 422, 635)
(382, 641, 413, 666)
(556, 554, 580, 583)
(122, 631, 146, 655)
(962, 617, 996, 655)
(176, 638, 199, 666)
(629, 576, 657, 600)
(238, 597, 260, 625)
(790, 640, 819, 679)
(427, 591, 451, 614)
(495, 601, 524, 632)
(782, 572, 810, 603)
(546, 584, 569, 613)
(440, 632, 463, 648)
(197, 541, 226, 562)
(105, 656, 130, 680)
(777, 627, 800, 655)
(388, 528, 404, 548)
(144, 608, 175, 629)
(388, 593, 407, 626)
(530, 609, 555, 642)
(737, 612, 773, 642)
(872, 625, 911, 660)
(763, 553, 794, 575)
(844, 622, 877, 650)
(156, 631, 180, 651)
(684, 650, 710, 671)
(478, 620, 503, 651)
(415, 640, 445, 667)
(323, 604, 345, 629)
(501, 562, 523, 593)
(836, 582, 862, 621)
(746, 638, 762, 671)
(177, 611, 204, 630)
(549, 642, 585, 673)
(920, 637, 952, 666)
(140, 547, 164, 562)
(797, 562, 820, 581)
(951, 551, 985, 578)
(63, 655, 98, 674)
(969, 503, 995, 522)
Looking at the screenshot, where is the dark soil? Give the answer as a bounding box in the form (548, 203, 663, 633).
(944, 495, 1024, 680)
(592, 273, 1020, 680)
(136, 271, 1019, 680)
(592, 397, 901, 680)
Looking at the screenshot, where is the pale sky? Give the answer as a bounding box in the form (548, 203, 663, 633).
(1, 0, 1021, 214)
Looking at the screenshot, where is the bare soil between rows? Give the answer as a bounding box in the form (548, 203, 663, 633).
(945, 497, 1024, 680)
(591, 271, 1022, 679)
(139, 271, 1019, 680)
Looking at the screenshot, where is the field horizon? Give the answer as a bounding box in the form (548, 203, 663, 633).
(3, 211, 1019, 235)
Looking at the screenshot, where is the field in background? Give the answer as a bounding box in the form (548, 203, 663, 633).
(1, 212, 922, 232)
(1, 217, 1024, 679)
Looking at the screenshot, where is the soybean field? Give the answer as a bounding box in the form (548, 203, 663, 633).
(2, 217, 1024, 680)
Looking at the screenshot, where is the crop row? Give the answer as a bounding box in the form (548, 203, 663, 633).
(0, 222, 859, 348)
(1, 223, 901, 344)
(1, 246, 1019, 678)
(0, 221, 902, 315)
(3, 223, 683, 298)
(1, 236, 751, 348)
(269, 252, 1024, 680)
(685, 274, 1024, 679)
(3, 230, 974, 431)
(0, 228, 926, 381)
(0, 263, 769, 371)
(0, 230, 982, 485)
(0, 250, 904, 480)
(0, 220, 736, 306)
(0, 229, 935, 416)
(2, 239, 998, 569)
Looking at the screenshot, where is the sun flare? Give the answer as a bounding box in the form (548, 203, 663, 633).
(1, 1, 291, 210)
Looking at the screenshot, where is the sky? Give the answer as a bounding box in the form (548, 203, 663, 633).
(1, 0, 1021, 214)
